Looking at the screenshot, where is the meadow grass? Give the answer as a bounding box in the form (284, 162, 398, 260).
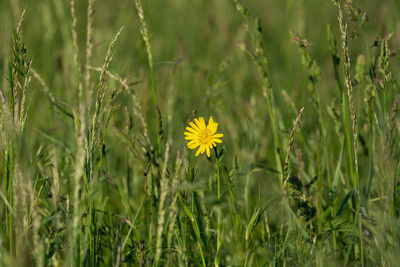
(1, 0, 400, 266)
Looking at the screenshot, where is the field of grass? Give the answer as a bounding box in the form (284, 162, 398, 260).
(1, 0, 400, 265)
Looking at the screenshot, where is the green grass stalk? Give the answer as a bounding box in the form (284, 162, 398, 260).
(134, 0, 157, 107)
(338, 7, 363, 266)
(215, 148, 222, 267)
(233, 1, 284, 181)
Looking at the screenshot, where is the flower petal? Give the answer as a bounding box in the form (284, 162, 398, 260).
(184, 132, 197, 137)
(187, 140, 200, 149)
(213, 138, 222, 143)
(188, 140, 197, 145)
(189, 121, 201, 131)
(207, 117, 218, 134)
(195, 145, 204, 156)
(198, 117, 206, 129)
(185, 135, 198, 140)
(207, 116, 214, 128)
(210, 123, 218, 134)
(206, 146, 210, 157)
(184, 131, 197, 135)
(189, 144, 200, 149)
(212, 133, 223, 138)
(188, 144, 200, 149)
(195, 147, 201, 156)
(185, 126, 199, 134)
(200, 144, 206, 154)
(194, 118, 205, 130)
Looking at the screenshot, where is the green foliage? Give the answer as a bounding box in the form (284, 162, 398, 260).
(0, 0, 400, 266)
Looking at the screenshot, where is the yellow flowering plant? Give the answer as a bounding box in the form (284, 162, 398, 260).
(184, 116, 223, 157)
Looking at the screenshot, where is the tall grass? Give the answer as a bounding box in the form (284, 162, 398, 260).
(1, 0, 400, 266)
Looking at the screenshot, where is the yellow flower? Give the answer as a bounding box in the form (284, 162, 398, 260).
(184, 116, 223, 157)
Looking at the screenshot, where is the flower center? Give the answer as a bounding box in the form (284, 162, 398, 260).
(199, 129, 212, 145)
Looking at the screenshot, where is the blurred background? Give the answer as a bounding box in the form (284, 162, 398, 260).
(0, 0, 399, 162)
(1, 0, 400, 265)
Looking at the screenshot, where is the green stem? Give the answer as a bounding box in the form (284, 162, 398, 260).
(90, 200, 95, 265)
(177, 192, 206, 267)
(263, 87, 283, 183)
(198, 240, 207, 267)
(342, 92, 355, 189)
(7, 144, 13, 255)
(150, 66, 157, 108)
(215, 148, 221, 267)
(244, 251, 249, 267)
